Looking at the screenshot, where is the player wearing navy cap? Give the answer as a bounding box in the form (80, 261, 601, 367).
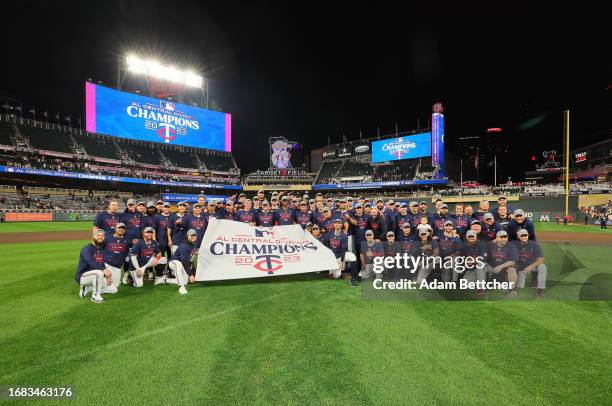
(169, 201, 188, 254)
(431, 204, 452, 236)
(169, 229, 199, 295)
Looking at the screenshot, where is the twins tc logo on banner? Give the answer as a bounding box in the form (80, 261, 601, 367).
(381, 137, 417, 159)
(126, 100, 201, 143)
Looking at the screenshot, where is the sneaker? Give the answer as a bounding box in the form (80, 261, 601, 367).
(79, 286, 91, 298)
(91, 293, 104, 303)
(178, 286, 188, 295)
(122, 272, 130, 285)
(147, 271, 154, 280)
(165, 276, 178, 285)
(350, 280, 357, 287)
(154, 276, 166, 285)
(505, 289, 517, 298)
(536, 289, 545, 298)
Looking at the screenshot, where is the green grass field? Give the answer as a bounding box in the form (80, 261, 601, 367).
(0, 221, 91, 233)
(1, 237, 611, 404)
(535, 222, 612, 233)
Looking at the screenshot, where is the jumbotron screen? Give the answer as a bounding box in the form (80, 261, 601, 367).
(371, 132, 431, 163)
(85, 82, 231, 151)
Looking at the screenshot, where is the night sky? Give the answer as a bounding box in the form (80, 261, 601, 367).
(2, 1, 610, 178)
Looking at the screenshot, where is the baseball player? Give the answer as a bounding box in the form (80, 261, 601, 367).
(368, 207, 388, 241)
(120, 198, 142, 285)
(275, 196, 295, 225)
(75, 230, 113, 303)
(256, 200, 275, 227)
(415, 228, 441, 284)
(488, 230, 518, 297)
(514, 228, 546, 298)
(450, 203, 470, 238)
(141, 202, 159, 237)
(383, 231, 399, 280)
(494, 205, 512, 229)
(293, 200, 313, 228)
(431, 204, 452, 236)
(179, 204, 208, 248)
(92, 199, 120, 237)
(103, 222, 128, 293)
(507, 209, 536, 241)
(168, 229, 198, 295)
(436, 220, 461, 282)
(129, 227, 166, 288)
(234, 199, 256, 225)
(493, 196, 514, 218)
(459, 230, 488, 297)
(169, 201, 188, 254)
(156, 202, 174, 284)
(360, 230, 384, 279)
(473, 200, 491, 223)
(325, 218, 349, 280)
(483, 213, 503, 241)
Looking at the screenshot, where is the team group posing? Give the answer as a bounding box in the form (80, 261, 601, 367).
(76, 191, 547, 303)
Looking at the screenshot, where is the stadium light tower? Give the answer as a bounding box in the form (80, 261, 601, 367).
(125, 55, 203, 88)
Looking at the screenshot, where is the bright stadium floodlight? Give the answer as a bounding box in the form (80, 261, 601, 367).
(125, 55, 203, 88)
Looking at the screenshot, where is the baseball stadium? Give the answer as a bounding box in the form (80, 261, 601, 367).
(1, 3, 611, 405)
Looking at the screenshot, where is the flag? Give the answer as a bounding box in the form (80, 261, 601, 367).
(55, 113, 59, 120)
(1, 102, 9, 110)
(195, 218, 339, 282)
(43, 111, 48, 117)
(474, 148, 479, 169)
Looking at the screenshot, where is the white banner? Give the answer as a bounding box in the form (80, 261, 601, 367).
(195, 218, 338, 281)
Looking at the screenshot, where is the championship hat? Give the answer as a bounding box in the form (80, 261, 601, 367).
(483, 213, 494, 221)
(146, 201, 155, 208)
(517, 228, 529, 237)
(187, 229, 198, 237)
(144, 227, 155, 233)
(514, 209, 525, 217)
(115, 222, 126, 229)
(386, 231, 395, 237)
(365, 230, 374, 236)
(466, 230, 477, 238)
(126, 198, 136, 205)
(444, 220, 454, 226)
(496, 230, 508, 238)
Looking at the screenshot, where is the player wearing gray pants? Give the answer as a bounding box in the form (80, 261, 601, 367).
(515, 229, 546, 298)
(75, 230, 112, 303)
(517, 264, 547, 289)
(168, 229, 198, 294)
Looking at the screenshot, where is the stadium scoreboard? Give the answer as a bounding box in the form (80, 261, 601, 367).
(85, 82, 231, 152)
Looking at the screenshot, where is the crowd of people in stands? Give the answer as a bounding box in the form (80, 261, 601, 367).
(78, 191, 549, 303)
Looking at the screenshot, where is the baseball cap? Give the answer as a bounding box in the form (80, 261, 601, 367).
(316, 193, 323, 197)
(466, 230, 477, 238)
(177, 201, 187, 207)
(386, 231, 395, 237)
(144, 227, 155, 233)
(387, 200, 395, 205)
(303, 194, 309, 199)
(127, 198, 136, 205)
(281, 196, 288, 201)
(333, 218, 342, 224)
(517, 229, 529, 237)
(470, 219, 481, 225)
(444, 220, 454, 226)
(419, 201, 428, 205)
(402, 223, 411, 229)
(483, 213, 494, 221)
(409, 201, 419, 207)
(94, 229, 105, 236)
(306, 222, 313, 227)
(419, 229, 429, 236)
(496, 230, 508, 238)
(365, 230, 374, 236)
(376, 198, 383, 203)
(156, 199, 163, 204)
(514, 209, 525, 217)
(137, 201, 145, 206)
(239, 193, 246, 197)
(257, 189, 265, 194)
(498, 195, 507, 200)
(146, 201, 155, 208)
(441, 204, 448, 209)
(198, 194, 206, 199)
(187, 229, 198, 237)
(364, 203, 372, 208)
(309, 199, 315, 204)
(339, 198, 346, 203)
(355, 203, 363, 208)
(163, 202, 171, 208)
(401, 203, 408, 208)
(115, 222, 126, 229)
(347, 197, 353, 202)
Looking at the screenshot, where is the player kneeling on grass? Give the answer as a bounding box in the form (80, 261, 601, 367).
(488, 230, 518, 297)
(168, 229, 198, 295)
(515, 229, 547, 298)
(129, 227, 167, 288)
(459, 230, 488, 297)
(75, 230, 115, 303)
(102, 222, 129, 293)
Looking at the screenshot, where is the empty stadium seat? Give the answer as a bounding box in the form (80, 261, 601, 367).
(159, 146, 199, 168)
(0, 122, 14, 146)
(19, 125, 74, 153)
(73, 133, 121, 160)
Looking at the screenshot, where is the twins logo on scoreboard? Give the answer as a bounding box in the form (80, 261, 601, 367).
(382, 137, 417, 159)
(126, 100, 201, 144)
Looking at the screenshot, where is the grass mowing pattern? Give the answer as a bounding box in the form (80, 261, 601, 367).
(0, 221, 92, 233)
(535, 222, 612, 233)
(0, 239, 611, 404)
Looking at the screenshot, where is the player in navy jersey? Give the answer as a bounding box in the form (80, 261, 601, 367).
(141, 202, 159, 241)
(234, 200, 256, 225)
(406, 201, 422, 234)
(169, 229, 199, 295)
(102, 222, 128, 293)
(325, 219, 349, 279)
(368, 207, 387, 241)
(488, 230, 518, 296)
(382, 200, 397, 234)
(136, 201, 146, 215)
(415, 228, 440, 284)
(482, 213, 503, 241)
(459, 230, 489, 296)
(450, 203, 470, 238)
(418, 201, 432, 223)
(346, 203, 370, 269)
(169, 201, 188, 254)
(310, 224, 325, 243)
(397, 224, 418, 281)
(494, 205, 511, 229)
(93, 199, 120, 237)
(360, 230, 384, 279)
(222, 200, 235, 220)
(507, 209, 537, 241)
(470, 220, 489, 242)
(120, 198, 143, 245)
(514, 228, 546, 297)
(473, 200, 491, 223)
(179, 204, 208, 248)
(75, 230, 113, 303)
(492, 196, 514, 218)
(320, 208, 337, 233)
(129, 227, 164, 288)
(293, 201, 313, 228)
(435, 220, 461, 281)
(383, 231, 399, 280)
(431, 204, 452, 236)
(155, 202, 174, 283)
(313, 200, 326, 226)
(395, 204, 411, 236)
(256, 201, 275, 227)
(464, 204, 475, 219)
(275, 197, 295, 225)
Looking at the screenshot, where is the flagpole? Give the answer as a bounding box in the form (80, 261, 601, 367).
(460, 159, 463, 194)
(564, 110, 570, 220)
(494, 154, 497, 187)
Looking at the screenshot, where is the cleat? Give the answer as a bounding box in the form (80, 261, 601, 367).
(122, 272, 130, 285)
(91, 293, 104, 303)
(79, 286, 91, 298)
(178, 286, 188, 295)
(165, 276, 178, 285)
(536, 289, 545, 298)
(154, 276, 166, 285)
